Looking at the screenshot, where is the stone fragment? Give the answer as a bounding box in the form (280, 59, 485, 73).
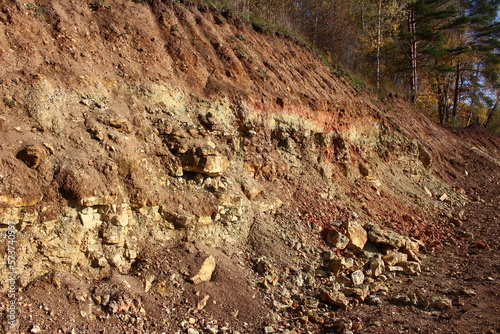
(461, 288, 476, 296)
(382, 252, 408, 266)
(431, 296, 452, 310)
(320, 290, 349, 309)
(197, 295, 210, 310)
(325, 230, 349, 249)
(400, 261, 421, 275)
(108, 118, 131, 132)
(351, 270, 365, 285)
(306, 310, 324, 324)
(439, 194, 448, 201)
(366, 295, 382, 305)
(343, 285, 370, 301)
(144, 275, 155, 293)
(190, 255, 216, 284)
(161, 209, 195, 229)
(264, 326, 275, 334)
(329, 257, 354, 275)
(387, 266, 404, 272)
(343, 221, 367, 250)
(368, 226, 406, 248)
(369, 254, 385, 277)
(240, 178, 263, 199)
(102, 225, 124, 245)
(394, 295, 411, 305)
(182, 147, 229, 176)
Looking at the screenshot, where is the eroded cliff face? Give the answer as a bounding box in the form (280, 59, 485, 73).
(0, 1, 490, 332)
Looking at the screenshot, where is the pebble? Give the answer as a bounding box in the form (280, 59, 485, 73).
(351, 270, 365, 285)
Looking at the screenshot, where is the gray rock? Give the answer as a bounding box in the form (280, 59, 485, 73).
(351, 270, 365, 285)
(325, 230, 349, 249)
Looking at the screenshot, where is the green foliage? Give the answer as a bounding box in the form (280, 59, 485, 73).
(3, 97, 14, 108)
(170, 24, 180, 32)
(89, 1, 111, 10)
(26, 3, 50, 17)
(350, 76, 366, 92)
(236, 34, 246, 41)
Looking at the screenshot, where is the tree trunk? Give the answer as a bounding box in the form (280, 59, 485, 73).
(408, 6, 418, 103)
(451, 62, 462, 120)
(485, 94, 499, 127)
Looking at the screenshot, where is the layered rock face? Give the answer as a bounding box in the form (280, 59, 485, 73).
(0, 1, 484, 332)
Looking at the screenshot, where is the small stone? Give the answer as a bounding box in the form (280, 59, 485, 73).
(187, 328, 200, 334)
(388, 265, 404, 272)
(320, 290, 349, 309)
(400, 261, 421, 275)
(335, 318, 353, 331)
(30, 325, 42, 333)
(329, 257, 354, 275)
(325, 230, 349, 249)
(306, 310, 324, 324)
(449, 216, 463, 227)
(264, 326, 275, 334)
(17, 145, 47, 168)
(461, 288, 476, 296)
(431, 296, 452, 310)
(383, 252, 408, 266)
(197, 295, 210, 310)
(366, 295, 382, 305)
(190, 255, 216, 284)
(144, 275, 155, 292)
(369, 254, 385, 277)
(394, 295, 411, 305)
(351, 270, 365, 285)
(439, 194, 448, 201)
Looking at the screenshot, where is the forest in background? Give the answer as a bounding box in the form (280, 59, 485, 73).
(201, 0, 500, 132)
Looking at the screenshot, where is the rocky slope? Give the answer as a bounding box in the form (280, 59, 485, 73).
(0, 1, 499, 333)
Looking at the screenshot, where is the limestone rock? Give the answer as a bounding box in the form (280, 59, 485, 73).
(382, 252, 408, 266)
(240, 178, 263, 199)
(325, 230, 349, 249)
(369, 254, 385, 277)
(343, 221, 367, 250)
(182, 147, 229, 176)
(400, 261, 421, 275)
(190, 255, 216, 284)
